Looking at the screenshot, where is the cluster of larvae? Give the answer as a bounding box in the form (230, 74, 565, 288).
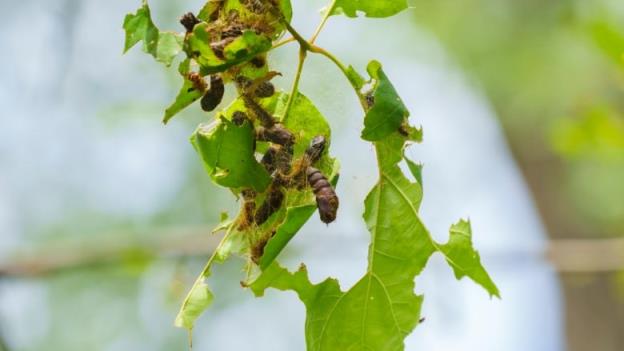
(179, 10, 339, 262)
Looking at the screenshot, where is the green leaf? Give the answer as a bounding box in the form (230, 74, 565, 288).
(250, 78, 497, 351)
(404, 157, 423, 186)
(163, 59, 203, 124)
(258, 205, 316, 269)
(440, 220, 500, 298)
(123, 0, 183, 66)
(251, 133, 433, 350)
(224, 31, 273, 61)
(331, 0, 409, 18)
(279, 0, 293, 23)
(176, 91, 340, 331)
(174, 279, 214, 330)
(187, 24, 272, 75)
(361, 61, 410, 141)
(197, 1, 221, 21)
(249, 92, 339, 270)
(191, 118, 272, 192)
(187, 22, 224, 68)
(346, 65, 366, 90)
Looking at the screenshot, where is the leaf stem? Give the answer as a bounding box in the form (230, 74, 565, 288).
(272, 36, 295, 49)
(282, 47, 307, 123)
(310, 0, 338, 44)
(308, 45, 367, 110)
(283, 21, 312, 51)
(279, 3, 368, 117)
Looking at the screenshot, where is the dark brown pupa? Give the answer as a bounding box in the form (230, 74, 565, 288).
(200, 75, 225, 112)
(179, 12, 200, 33)
(307, 167, 339, 224)
(242, 95, 275, 127)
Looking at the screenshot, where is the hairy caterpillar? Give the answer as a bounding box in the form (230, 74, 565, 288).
(237, 189, 257, 230)
(254, 185, 285, 225)
(256, 124, 294, 146)
(254, 81, 275, 98)
(242, 95, 275, 127)
(231, 111, 249, 126)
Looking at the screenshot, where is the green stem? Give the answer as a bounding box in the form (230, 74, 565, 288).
(282, 47, 307, 123)
(272, 36, 295, 49)
(279, 1, 368, 117)
(283, 20, 311, 51)
(310, 0, 338, 44)
(309, 45, 367, 110)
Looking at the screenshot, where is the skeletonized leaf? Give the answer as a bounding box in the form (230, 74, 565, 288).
(123, 0, 183, 66)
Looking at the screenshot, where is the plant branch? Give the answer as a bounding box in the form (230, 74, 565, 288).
(0, 226, 221, 278)
(2, 236, 624, 277)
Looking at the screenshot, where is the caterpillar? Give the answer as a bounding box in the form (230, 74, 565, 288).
(261, 146, 279, 174)
(243, 0, 267, 14)
(256, 124, 294, 146)
(200, 75, 225, 112)
(307, 167, 339, 224)
(210, 37, 236, 60)
(231, 111, 249, 126)
(237, 189, 257, 230)
(305, 135, 326, 164)
(254, 185, 284, 225)
(254, 81, 275, 98)
(242, 95, 275, 127)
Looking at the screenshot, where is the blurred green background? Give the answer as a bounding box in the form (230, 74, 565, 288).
(414, 1, 624, 349)
(0, 0, 623, 350)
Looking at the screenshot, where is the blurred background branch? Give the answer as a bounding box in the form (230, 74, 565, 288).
(0, 227, 221, 278)
(1, 234, 623, 277)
